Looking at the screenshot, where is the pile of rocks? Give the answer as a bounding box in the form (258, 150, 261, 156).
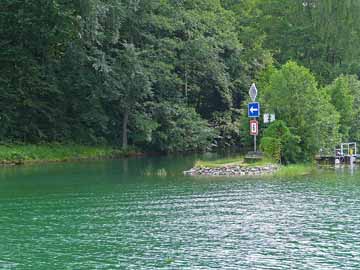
(184, 164, 279, 177)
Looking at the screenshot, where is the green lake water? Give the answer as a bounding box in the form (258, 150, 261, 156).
(1, 155, 360, 269)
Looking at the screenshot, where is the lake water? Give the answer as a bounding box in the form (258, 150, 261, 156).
(0, 156, 360, 269)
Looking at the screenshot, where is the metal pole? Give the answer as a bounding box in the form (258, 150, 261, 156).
(254, 135, 257, 152)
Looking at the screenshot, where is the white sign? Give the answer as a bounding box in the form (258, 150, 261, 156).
(270, 114, 276, 122)
(264, 114, 270, 124)
(249, 83, 258, 102)
(264, 113, 276, 124)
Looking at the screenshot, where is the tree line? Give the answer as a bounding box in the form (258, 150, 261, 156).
(1, 0, 360, 161)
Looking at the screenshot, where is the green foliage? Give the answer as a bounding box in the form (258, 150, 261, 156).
(0, 144, 128, 164)
(325, 75, 355, 141)
(0, 0, 77, 142)
(151, 103, 217, 153)
(261, 120, 301, 163)
(0, 0, 271, 152)
(347, 76, 360, 142)
(2, 0, 360, 161)
(262, 62, 341, 160)
(325, 75, 360, 144)
(211, 111, 242, 149)
(274, 164, 316, 178)
(260, 137, 281, 163)
(257, 0, 360, 84)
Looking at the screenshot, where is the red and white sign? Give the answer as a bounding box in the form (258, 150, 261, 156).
(250, 120, 258, 135)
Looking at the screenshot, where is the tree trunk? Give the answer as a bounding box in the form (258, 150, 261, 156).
(185, 69, 188, 102)
(122, 108, 129, 150)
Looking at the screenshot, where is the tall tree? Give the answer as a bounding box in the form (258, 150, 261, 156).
(324, 76, 354, 141)
(262, 62, 340, 160)
(0, 0, 77, 142)
(105, 44, 151, 149)
(257, 0, 360, 83)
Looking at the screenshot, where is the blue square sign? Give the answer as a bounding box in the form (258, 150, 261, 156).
(248, 102, 260, 118)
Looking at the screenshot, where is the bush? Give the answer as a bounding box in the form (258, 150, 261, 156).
(260, 137, 281, 162)
(261, 120, 301, 163)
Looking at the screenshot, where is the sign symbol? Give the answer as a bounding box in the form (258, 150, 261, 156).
(249, 83, 258, 102)
(250, 107, 258, 113)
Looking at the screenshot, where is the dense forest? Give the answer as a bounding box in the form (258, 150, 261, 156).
(1, 0, 360, 162)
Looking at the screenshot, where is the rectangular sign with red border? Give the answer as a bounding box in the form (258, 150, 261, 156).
(250, 120, 258, 135)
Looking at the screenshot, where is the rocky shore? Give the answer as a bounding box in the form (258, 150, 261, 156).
(184, 164, 279, 176)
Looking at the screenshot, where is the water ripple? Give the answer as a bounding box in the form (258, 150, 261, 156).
(0, 161, 360, 269)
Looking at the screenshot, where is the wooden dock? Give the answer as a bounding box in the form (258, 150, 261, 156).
(316, 143, 357, 165)
(315, 155, 357, 165)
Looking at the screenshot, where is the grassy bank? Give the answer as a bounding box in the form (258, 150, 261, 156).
(0, 144, 139, 165)
(274, 164, 316, 177)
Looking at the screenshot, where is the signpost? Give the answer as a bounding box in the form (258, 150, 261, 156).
(248, 83, 260, 152)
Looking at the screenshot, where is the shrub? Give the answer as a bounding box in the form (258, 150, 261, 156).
(261, 120, 301, 163)
(260, 137, 281, 162)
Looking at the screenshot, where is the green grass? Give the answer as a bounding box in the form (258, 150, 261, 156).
(0, 144, 137, 165)
(274, 164, 316, 177)
(195, 156, 245, 168)
(194, 156, 275, 168)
